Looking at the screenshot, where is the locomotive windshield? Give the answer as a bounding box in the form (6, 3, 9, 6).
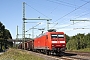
(51, 34, 64, 38)
(58, 34, 64, 38)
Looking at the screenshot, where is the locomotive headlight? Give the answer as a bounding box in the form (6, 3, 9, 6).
(52, 45, 54, 46)
(62, 45, 65, 46)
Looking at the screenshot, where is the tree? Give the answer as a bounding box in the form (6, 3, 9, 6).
(66, 33, 90, 50)
(75, 34, 87, 49)
(65, 34, 70, 43)
(4, 29, 12, 39)
(85, 33, 90, 48)
(66, 39, 78, 50)
(0, 22, 13, 51)
(0, 22, 5, 39)
(0, 22, 12, 39)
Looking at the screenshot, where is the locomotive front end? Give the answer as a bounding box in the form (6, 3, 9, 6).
(51, 32, 66, 53)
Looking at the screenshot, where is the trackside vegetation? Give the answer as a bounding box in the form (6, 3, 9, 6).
(66, 33, 90, 52)
(0, 48, 44, 60)
(71, 48, 90, 52)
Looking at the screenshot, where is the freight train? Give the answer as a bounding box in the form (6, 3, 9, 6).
(18, 29, 66, 55)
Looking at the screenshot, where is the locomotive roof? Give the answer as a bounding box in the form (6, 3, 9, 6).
(36, 32, 64, 38)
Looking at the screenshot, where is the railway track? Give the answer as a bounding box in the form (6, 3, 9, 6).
(64, 51, 90, 60)
(66, 51, 90, 56)
(28, 50, 90, 60)
(0, 52, 3, 55)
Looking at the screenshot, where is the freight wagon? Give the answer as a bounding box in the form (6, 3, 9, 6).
(26, 40, 34, 51)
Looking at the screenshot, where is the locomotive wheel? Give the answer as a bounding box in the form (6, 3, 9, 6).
(48, 51, 51, 55)
(56, 52, 60, 56)
(60, 52, 65, 56)
(56, 52, 65, 56)
(46, 51, 49, 55)
(45, 50, 49, 55)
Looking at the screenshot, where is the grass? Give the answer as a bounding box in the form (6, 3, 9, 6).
(66, 48, 90, 52)
(75, 48, 90, 52)
(0, 48, 44, 60)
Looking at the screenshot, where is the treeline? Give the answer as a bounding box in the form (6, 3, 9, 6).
(66, 33, 90, 50)
(0, 22, 13, 51)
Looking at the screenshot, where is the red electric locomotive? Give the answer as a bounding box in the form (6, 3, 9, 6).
(34, 29, 66, 55)
(18, 29, 66, 55)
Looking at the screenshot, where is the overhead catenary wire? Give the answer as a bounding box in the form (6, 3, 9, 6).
(50, 1, 90, 29)
(48, 4, 59, 16)
(47, 0, 89, 29)
(74, 12, 90, 19)
(25, 3, 52, 30)
(56, 0, 78, 7)
(54, 1, 90, 22)
(65, 28, 89, 33)
(47, 0, 79, 20)
(54, 22, 80, 29)
(22, 2, 53, 36)
(25, 1, 90, 36)
(46, 0, 77, 8)
(51, 19, 90, 30)
(25, 3, 49, 18)
(47, 0, 90, 24)
(47, 0, 89, 18)
(51, 20, 90, 30)
(24, 1, 90, 32)
(26, 23, 41, 32)
(80, 0, 88, 2)
(52, 9, 90, 28)
(58, 21, 90, 34)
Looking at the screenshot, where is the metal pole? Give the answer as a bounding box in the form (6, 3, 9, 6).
(16, 25, 18, 48)
(70, 20, 90, 24)
(32, 28, 34, 39)
(22, 2, 52, 46)
(70, 20, 90, 21)
(22, 2, 25, 49)
(29, 34, 30, 38)
(17, 25, 18, 40)
(47, 20, 49, 30)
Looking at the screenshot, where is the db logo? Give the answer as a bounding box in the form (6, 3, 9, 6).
(57, 41, 60, 43)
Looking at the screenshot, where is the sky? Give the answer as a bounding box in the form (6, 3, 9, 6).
(0, 0, 90, 39)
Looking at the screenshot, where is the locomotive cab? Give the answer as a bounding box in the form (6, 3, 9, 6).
(50, 33, 66, 52)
